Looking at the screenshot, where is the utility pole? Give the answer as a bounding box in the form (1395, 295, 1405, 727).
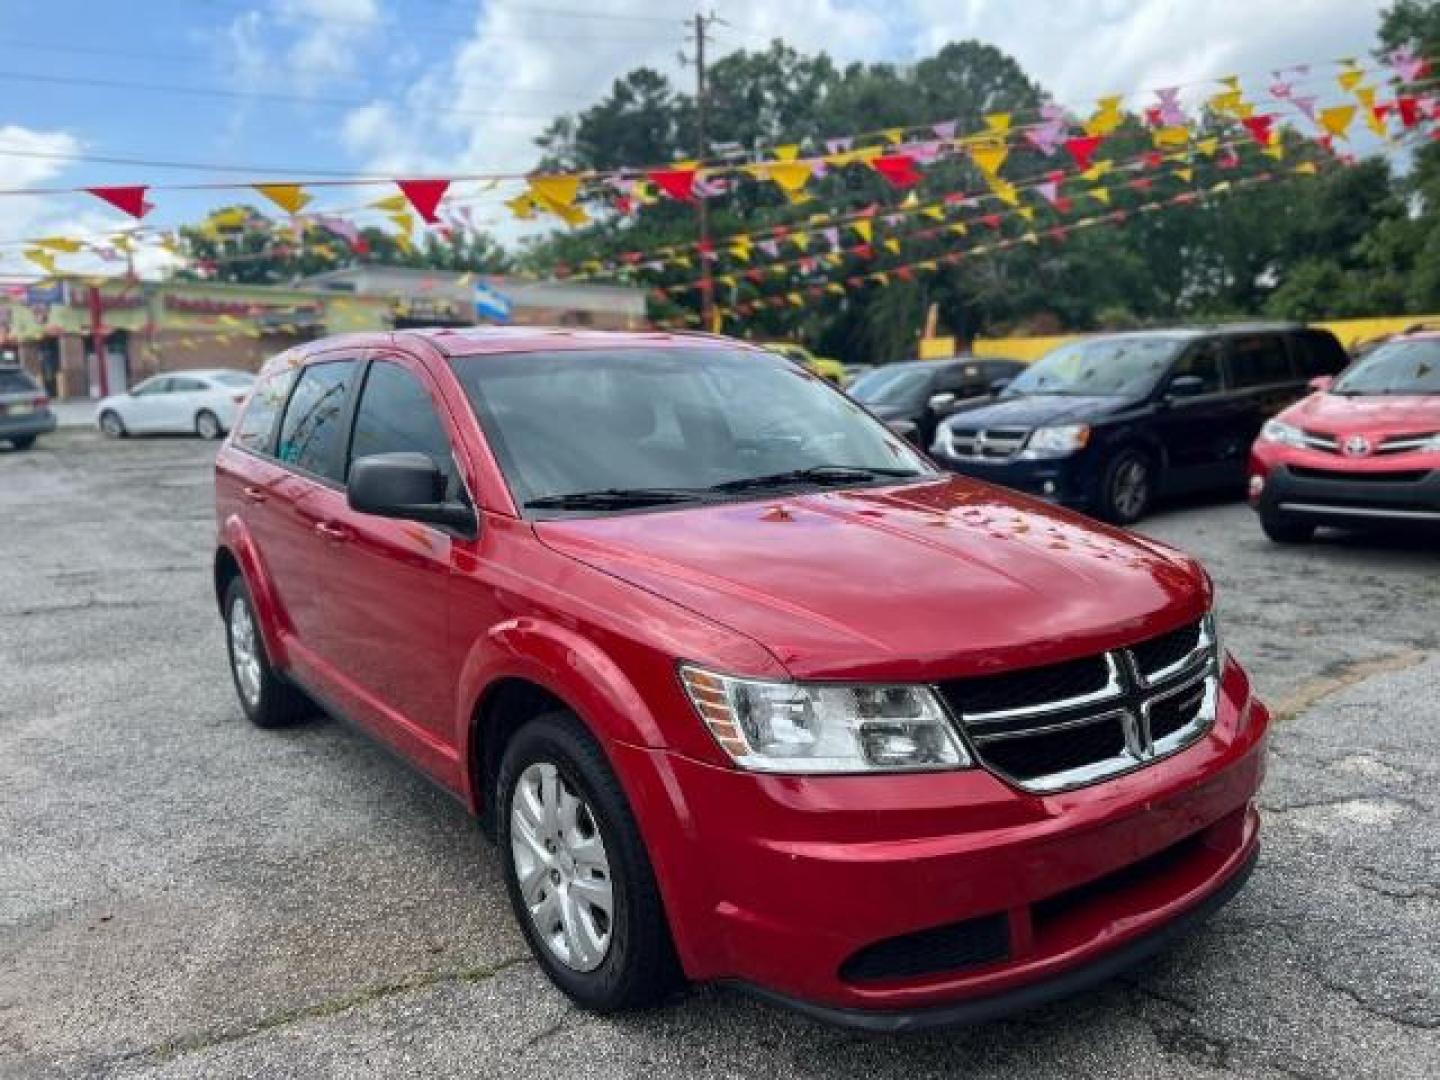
(683, 12, 722, 331)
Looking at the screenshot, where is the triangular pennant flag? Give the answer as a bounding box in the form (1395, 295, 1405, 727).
(1195, 137, 1220, 157)
(1084, 95, 1124, 137)
(1338, 67, 1365, 93)
(369, 193, 409, 212)
(254, 184, 312, 213)
(851, 219, 873, 244)
(647, 167, 697, 203)
(528, 174, 580, 213)
(870, 153, 921, 188)
(24, 248, 58, 274)
(1293, 161, 1319, 176)
(882, 128, 905, 146)
(984, 112, 1011, 135)
(1064, 135, 1103, 171)
(1153, 125, 1190, 148)
(1241, 115, 1276, 146)
(1090, 187, 1110, 206)
(990, 180, 1020, 206)
(1016, 206, 1035, 222)
(883, 238, 901, 255)
(773, 144, 800, 161)
(969, 139, 1008, 178)
(87, 185, 151, 219)
(396, 179, 450, 224)
(505, 195, 537, 220)
(34, 236, 84, 253)
(1175, 167, 1194, 183)
(766, 161, 815, 197)
(1318, 104, 1357, 140)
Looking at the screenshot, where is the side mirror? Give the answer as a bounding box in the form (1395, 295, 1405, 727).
(348, 452, 476, 533)
(927, 391, 957, 412)
(1166, 374, 1207, 399)
(1308, 375, 1334, 392)
(989, 377, 1012, 395)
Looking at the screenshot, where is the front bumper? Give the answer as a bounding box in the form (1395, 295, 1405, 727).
(0, 410, 57, 440)
(614, 659, 1268, 1023)
(929, 449, 1097, 508)
(1256, 462, 1440, 528)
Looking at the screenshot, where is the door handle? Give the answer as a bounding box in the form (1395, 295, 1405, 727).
(241, 485, 268, 504)
(314, 521, 351, 543)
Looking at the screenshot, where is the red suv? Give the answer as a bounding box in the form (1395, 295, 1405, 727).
(1249, 330, 1440, 542)
(214, 329, 1268, 1030)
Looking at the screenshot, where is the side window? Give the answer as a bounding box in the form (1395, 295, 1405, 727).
(132, 377, 171, 397)
(1227, 335, 1294, 388)
(935, 364, 979, 394)
(1292, 331, 1348, 377)
(233, 365, 298, 455)
(169, 376, 207, 392)
(1171, 341, 1225, 394)
(347, 361, 456, 491)
(276, 360, 360, 481)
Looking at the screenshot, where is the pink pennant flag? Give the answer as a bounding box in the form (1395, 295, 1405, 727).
(1291, 95, 1318, 121)
(822, 226, 840, 250)
(932, 120, 958, 140)
(1390, 46, 1429, 83)
(1269, 79, 1293, 100)
(909, 140, 943, 164)
(1155, 87, 1185, 126)
(824, 137, 853, 155)
(1025, 121, 1066, 156)
(883, 212, 904, 227)
(757, 239, 779, 258)
(1035, 171, 1065, 206)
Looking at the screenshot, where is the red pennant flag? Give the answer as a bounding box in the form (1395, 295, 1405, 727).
(1143, 151, 1164, 170)
(895, 266, 914, 282)
(396, 179, 450, 224)
(1129, 177, 1154, 193)
(648, 167, 697, 202)
(86, 185, 151, 219)
(979, 213, 1002, 231)
(1241, 115, 1275, 147)
(853, 245, 874, 260)
(1398, 96, 1421, 128)
(1064, 135, 1103, 171)
(745, 268, 765, 284)
(870, 153, 921, 188)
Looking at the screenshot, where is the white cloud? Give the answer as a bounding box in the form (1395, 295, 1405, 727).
(278, 0, 380, 86)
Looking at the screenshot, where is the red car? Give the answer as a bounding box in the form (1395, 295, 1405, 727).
(1249, 331, 1440, 542)
(214, 329, 1267, 1030)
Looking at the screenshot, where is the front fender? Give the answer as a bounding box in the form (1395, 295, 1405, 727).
(216, 514, 292, 670)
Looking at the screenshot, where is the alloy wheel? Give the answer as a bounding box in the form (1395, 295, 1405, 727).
(99, 412, 123, 437)
(1112, 458, 1150, 520)
(509, 761, 614, 972)
(228, 596, 263, 708)
(197, 412, 222, 440)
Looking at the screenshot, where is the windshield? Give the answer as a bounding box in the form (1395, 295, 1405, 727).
(212, 372, 257, 388)
(1332, 340, 1440, 395)
(1006, 337, 1184, 397)
(451, 347, 931, 513)
(848, 366, 932, 406)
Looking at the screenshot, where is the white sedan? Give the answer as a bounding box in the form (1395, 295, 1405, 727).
(97, 369, 256, 440)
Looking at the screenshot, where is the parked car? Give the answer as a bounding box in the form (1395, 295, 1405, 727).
(1249, 329, 1440, 542)
(931, 324, 1348, 525)
(97, 369, 256, 440)
(849, 357, 1026, 447)
(840, 362, 874, 387)
(215, 328, 1266, 1029)
(0, 364, 56, 450)
(760, 342, 848, 385)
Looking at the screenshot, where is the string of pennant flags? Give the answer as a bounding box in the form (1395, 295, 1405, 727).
(5, 47, 1437, 283)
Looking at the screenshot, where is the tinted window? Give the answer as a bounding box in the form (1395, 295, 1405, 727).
(348, 361, 455, 490)
(1292, 331, 1347, 377)
(849, 366, 933, 406)
(131, 377, 171, 397)
(1332, 340, 1440, 395)
(170, 376, 208, 392)
(1007, 337, 1184, 397)
(276, 361, 359, 480)
(935, 362, 983, 394)
(1227, 335, 1294, 388)
(0, 369, 38, 394)
(233, 365, 297, 455)
(452, 348, 928, 512)
(1171, 340, 1225, 394)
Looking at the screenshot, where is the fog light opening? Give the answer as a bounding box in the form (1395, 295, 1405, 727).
(1247, 474, 1264, 503)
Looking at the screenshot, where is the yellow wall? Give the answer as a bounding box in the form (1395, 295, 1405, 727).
(964, 314, 1440, 363)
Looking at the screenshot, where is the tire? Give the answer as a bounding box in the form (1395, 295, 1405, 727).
(1097, 448, 1155, 525)
(497, 710, 680, 1012)
(222, 576, 309, 728)
(9, 435, 35, 450)
(1260, 511, 1316, 544)
(195, 410, 223, 440)
(98, 410, 127, 438)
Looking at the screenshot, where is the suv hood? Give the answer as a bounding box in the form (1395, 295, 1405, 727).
(941, 393, 1132, 431)
(1282, 391, 1440, 435)
(534, 477, 1208, 681)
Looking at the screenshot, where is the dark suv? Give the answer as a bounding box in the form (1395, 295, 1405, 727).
(0, 364, 56, 450)
(930, 325, 1348, 523)
(849, 357, 1025, 447)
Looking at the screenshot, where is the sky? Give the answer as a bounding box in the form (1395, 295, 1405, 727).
(0, 0, 1390, 277)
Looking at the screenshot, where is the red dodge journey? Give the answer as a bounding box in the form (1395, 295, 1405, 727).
(214, 328, 1268, 1031)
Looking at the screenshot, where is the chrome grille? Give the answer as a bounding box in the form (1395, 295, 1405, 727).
(939, 617, 1219, 794)
(1377, 431, 1439, 454)
(1299, 429, 1339, 453)
(947, 427, 1030, 461)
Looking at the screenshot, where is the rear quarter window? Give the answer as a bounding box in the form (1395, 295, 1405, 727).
(233, 366, 298, 456)
(1291, 331, 1348, 377)
(1227, 335, 1294, 388)
(275, 361, 360, 481)
(0, 369, 38, 394)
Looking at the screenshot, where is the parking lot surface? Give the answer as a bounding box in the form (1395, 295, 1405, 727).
(2, 431, 1437, 1079)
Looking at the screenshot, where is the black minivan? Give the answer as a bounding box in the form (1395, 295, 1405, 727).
(930, 324, 1348, 524)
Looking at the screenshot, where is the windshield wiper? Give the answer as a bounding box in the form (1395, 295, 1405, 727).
(525, 487, 712, 510)
(709, 464, 922, 493)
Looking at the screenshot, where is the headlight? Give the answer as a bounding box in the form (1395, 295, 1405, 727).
(1259, 419, 1306, 448)
(1202, 610, 1224, 668)
(679, 666, 971, 773)
(932, 425, 954, 456)
(1019, 424, 1090, 459)
(1423, 432, 1440, 451)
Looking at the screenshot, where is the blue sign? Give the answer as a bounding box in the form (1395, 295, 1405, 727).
(474, 281, 512, 323)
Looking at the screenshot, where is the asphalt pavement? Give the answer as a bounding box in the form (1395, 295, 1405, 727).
(1, 430, 1436, 1079)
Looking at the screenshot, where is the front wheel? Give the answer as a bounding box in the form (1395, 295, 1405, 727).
(98, 410, 127, 438)
(1097, 448, 1154, 525)
(195, 410, 223, 440)
(1260, 511, 1316, 544)
(8, 435, 35, 450)
(497, 711, 680, 1012)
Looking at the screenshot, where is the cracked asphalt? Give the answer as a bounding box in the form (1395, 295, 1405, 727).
(2, 430, 1437, 1079)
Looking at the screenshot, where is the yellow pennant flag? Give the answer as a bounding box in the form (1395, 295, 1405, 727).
(823, 253, 842, 267)
(728, 238, 752, 261)
(984, 112, 1011, 135)
(393, 232, 412, 255)
(1081, 161, 1113, 183)
(370, 193, 410, 213)
(1319, 104, 1357, 140)
(1085, 95, 1124, 137)
(254, 184, 312, 214)
(766, 161, 814, 198)
(1016, 206, 1035, 222)
(1175, 167, 1194, 183)
(1209, 89, 1244, 116)
(528, 174, 580, 213)
(1153, 125, 1189, 149)
(788, 292, 804, 307)
(208, 207, 250, 230)
(505, 194, 537, 220)
(1090, 187, 1110, 206)
(552, 202, 589, 227)
(1218, 74, 1242, 92)
(900, 190, 920, 209)
(1231, 101, 1255, 120)
(1338, 67, 1365, 93)
(883, 238, 901, 255)
(1293, 161, 1318, 176)
(388, 210, 415, 235)
(773, 144, 800, 161)
(922, 205, 946, 222)
(1195, 137, 1220, 157)
(882, 128, 904, 146)
(826, 283, 845, 295)
(851, 219, 873, 243)
(34, 236, 84, 253)
(23, 248, 57, 275)
(948, 222, 968, 237)
(1262, 142, 1286, 161)
(970, 139, 1008, 178)
(790, 230, 810, 250)
(990, 179, 1020, 206)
